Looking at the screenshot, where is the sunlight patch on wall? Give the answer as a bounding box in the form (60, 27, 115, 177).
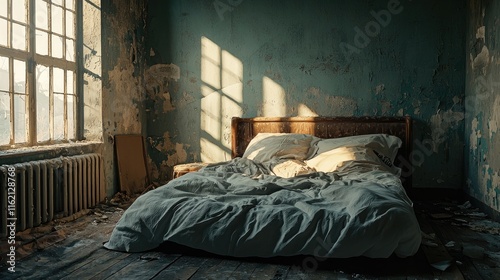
(262, 76, 286, 116)
(298, 104, 318, 116)
(200, 36, 243, 162)
(201, 36, 221, 94)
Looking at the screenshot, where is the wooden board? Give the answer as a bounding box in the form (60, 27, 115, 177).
(115, 134, 149, 194)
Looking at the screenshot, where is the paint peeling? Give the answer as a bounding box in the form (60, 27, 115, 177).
(487, 95, 500, 139)
(476, 26, 485, 40)
(470, 117, 480, 152)
(146, 64, 181, 82)
(380, 101, 391, 115)
(430, 109, 465, 153)
(374, 84, 385, 95)
(100, 0, 148, 196)
(107, 72, 143, 132)
(162, 92, 175, 112)
(166, 143, 189, 166)
(489, 119, 498, 139)
(147, 157, 171, 183)
(304, 87, 357, 116)
(471, 45, 490, 70)
(144, 64, 181, 114)
(154, 131, 175, 152)
(481, 165, 500, 210)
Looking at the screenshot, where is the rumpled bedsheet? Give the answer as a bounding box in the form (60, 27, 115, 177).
(104, 158, 421, 258)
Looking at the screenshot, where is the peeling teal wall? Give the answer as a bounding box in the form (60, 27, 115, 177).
(145, 0, 466, 188)
(101, 0, 148, 196)
(465, 0, 500, 212)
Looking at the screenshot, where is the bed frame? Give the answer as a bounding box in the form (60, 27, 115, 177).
(231, 116, 412, 189)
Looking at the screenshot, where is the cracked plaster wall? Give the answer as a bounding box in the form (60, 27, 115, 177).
(145, 0, 466, 188)
(101, 0, 147, 197)
(465, 0, 500, 212)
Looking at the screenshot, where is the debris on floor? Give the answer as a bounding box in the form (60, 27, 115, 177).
(421, 232, 439, 248)
(416, 199, 500, 277)
(462, 244, 485, 259)
(0, 190, 135, 266)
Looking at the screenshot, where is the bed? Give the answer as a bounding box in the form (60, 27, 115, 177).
(104, 116, 421, 259)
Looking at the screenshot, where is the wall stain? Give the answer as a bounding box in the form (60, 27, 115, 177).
(430, 109, 465, 153)
(101, 0, 147, 196)
(466, 0, 500, 212)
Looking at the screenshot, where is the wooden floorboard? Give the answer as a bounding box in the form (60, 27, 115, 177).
(249, 262, 290, 280)
(104, 252, 181, 280)
(227, 261, 260, 279)
(90, 253, 140, 279)
(152, 255, 211, 280)
(190, 258, 242, 280)
(418, 213, 465, 280)
(60, 249, 131, 280)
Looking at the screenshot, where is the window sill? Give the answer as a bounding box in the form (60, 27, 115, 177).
(0, 141, 103, 164)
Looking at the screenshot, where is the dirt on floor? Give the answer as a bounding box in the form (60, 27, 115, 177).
(0, 191, 139, 267)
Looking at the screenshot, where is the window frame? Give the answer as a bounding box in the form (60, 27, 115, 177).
(0, 0, 81, 150)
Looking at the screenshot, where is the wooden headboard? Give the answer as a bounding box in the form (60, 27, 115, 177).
(231, 116, 412, 188)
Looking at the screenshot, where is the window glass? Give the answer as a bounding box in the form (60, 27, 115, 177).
(36, 65, 50, 142)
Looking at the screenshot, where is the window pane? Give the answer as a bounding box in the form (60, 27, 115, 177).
(36, 0, 48, 30)
(0, 19, 6, 46)
(66, 38, 74, 61)
(0, 92, 9, 145)
(13, 60, 25, 94)
(67, 94, 74, 139)
(65, 0, 74, 11)
(36, 65, 49, 142)
(53, 94, 64, 140)
(67, 70, 73, 94)
(65, 10, 74, 38)
(53, 67, 64, 93)
(14, 94, 26, 143)
(12, 0, 27, 24)
(51, 5, 63, 34)
(52, 34, 63, 58)
(0, 56, 9, 92)
(12, 23, 26, 50)
(53, 0, 63, 5)
(0, 0, 7, 17)
(36, 30, 49, 55)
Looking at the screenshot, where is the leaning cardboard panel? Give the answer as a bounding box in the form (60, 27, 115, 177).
(114, 135, 149, 194)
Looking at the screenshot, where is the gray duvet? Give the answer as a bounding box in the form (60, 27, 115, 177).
(104, 158, 421, 258)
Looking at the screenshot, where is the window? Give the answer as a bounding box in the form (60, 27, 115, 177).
(0, 0, 78, 149)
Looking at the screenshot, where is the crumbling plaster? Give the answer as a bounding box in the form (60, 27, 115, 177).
(101, 0, 147, 196)
(465, 0, 500, 211)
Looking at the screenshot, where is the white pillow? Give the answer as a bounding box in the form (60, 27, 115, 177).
(242, 133, 314, 163)
(305, 134, 402, 175)
(306, 146, 401, 175)
(272, 159, 316, 178)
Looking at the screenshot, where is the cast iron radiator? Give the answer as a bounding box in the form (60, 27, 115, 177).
(0, 154, 105, 237)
